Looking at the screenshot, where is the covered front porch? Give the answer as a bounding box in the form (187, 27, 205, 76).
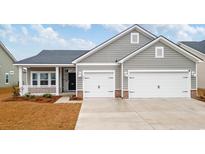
(18, 65, 76, 96)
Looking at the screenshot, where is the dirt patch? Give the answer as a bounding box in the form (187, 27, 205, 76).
(0, 88, 81, 130)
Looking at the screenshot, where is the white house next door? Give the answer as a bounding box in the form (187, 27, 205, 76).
(83, 71, 115, 98)
(128, 71, 191, 98)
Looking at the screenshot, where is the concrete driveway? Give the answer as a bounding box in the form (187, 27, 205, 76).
(75, 98, 205, 130)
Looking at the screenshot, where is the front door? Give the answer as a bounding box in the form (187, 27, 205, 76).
(68, 73, 76, 91)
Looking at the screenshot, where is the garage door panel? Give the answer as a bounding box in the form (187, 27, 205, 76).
(128, 71, 190, 98)
(83, 71, 115, 98)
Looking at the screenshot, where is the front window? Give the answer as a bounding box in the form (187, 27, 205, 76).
(51, 73, 56, 85)
(40, 73, 49, 85)
(5, 73, 9, 84)
(32, 73, 38, 85)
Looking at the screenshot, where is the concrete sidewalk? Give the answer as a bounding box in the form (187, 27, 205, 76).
(54, 96, 70, 104)
(75, 98, 205, 130)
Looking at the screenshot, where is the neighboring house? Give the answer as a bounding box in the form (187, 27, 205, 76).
(14, 25, 202, 98)
(179, 41, 205, 89)
(0, 41, 18, 88)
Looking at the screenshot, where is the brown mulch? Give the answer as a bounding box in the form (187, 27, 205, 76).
(0, 88, 81, 130)
(3, 96, 61, 103)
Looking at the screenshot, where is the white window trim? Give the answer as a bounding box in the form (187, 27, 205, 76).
(5, 73, 9, 84)
(155, 46, 164, 58)
(130, 33, 139, 44)
(30, 71, 56, 87)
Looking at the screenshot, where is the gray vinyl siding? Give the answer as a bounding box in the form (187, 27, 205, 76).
(81, 30, 153, 63)
(123, 41, 196, 90)
(77, 65, 121, 90)
(0, 46, 18, 87)
(197, 62, 205, 89)
(191, 77, 196, 89)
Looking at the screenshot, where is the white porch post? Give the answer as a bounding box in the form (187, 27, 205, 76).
(19, 66, 23, 96)
(56, 66, 59, 95)
(121, 63, 124, 98)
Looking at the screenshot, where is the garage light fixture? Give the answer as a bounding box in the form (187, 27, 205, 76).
(78, 71, 82, 77)
(191, 71, 196, 77)
(124, 71, 128, 77)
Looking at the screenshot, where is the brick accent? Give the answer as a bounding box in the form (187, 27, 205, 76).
(191, 90, 197, 98)
(123, 91, 128, 99)
(115, 90, 121, 97)
(28, 87, 56, 94)
(77, 91, 83, 99)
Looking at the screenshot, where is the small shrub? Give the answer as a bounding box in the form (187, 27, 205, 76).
(12, 86, 20, 97)
(24, 92, 31, 98)
(42, 93, 52, 98)
(30, 95, 35, 99)
(70, 95, 82, 100)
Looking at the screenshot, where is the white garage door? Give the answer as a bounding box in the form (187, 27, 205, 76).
(83, 71, 115, 98)
(128, 71, 191, 98)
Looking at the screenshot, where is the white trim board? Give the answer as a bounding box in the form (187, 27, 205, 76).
(128, 70, 190, 73)
(83, 70, 115, 75)
(179, 43, 205, 60)
(76, 63, 119, 66)
(72, 25, 156, 63)
(119, 36, 202, 63)
(14, 64, 75, 67)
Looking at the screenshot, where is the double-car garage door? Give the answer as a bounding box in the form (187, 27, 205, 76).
(128, 71, 191, 98)
(82, 70, 191, 98)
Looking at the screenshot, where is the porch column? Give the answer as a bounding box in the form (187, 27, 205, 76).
(19, 66, 23, 96)
(56, 66, 59, 95)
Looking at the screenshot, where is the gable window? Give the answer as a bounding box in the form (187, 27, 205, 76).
(155, 47, 164, 58)
(32, 73, 38, 85)
(40, 73, 49, 85)
(51, 73, 56, 85)
(5, 73, 9, 84)
(130, 33, 139, 44)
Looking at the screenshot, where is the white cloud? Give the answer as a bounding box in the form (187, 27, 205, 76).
(102, 24, 132, 32)
(142, 24, 205, 41)
(0, 24, 95, 50)
(63, 24, 92, 30)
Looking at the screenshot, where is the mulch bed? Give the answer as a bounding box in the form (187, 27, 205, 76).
(70, 95, 83, 101)
(3, 96, 61, 103)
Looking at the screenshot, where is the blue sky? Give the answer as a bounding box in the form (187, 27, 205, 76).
(0, 24, 205, 60)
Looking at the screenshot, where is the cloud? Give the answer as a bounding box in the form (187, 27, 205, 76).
(63, 24, 92, 30)
(141, 24, 205, 41)
(0, 24, 95, 50)
(102, 24, 132, 32)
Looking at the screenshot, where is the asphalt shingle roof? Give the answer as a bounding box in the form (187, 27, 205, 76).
(181, 40, 205, 54)
(15, 50, 89, 64)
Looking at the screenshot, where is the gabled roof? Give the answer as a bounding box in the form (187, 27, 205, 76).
(72, 24, 157, 63)
(118, 36, 202, 63)
(15, 50, 89, 65)
(180, 40, 205, 54)
(0, 41, 16, 62)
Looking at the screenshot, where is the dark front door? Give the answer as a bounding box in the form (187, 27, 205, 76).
(68, 73, 76, 91)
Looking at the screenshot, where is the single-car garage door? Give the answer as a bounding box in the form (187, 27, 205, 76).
(128, 70, 191, 98)
(83, 71, 115, 98)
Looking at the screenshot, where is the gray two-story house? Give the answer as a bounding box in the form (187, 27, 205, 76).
(15, 25, 202, 98)
(0, 41, 18, 88)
